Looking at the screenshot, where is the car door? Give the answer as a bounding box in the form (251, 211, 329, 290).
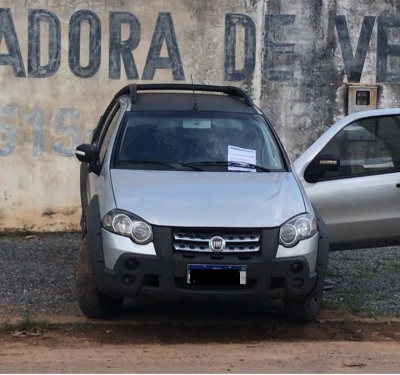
(294, 109, 400, 250)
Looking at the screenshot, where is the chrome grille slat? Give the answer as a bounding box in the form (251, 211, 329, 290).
(173, 233, 260, 242)
(172, 230, 261, 253)
(173, 243, 260, 252)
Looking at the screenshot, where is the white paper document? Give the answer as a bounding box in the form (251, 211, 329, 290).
(227, 145, 257, 172)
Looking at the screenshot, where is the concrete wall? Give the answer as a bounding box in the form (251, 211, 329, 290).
(1, 0, 400, 231)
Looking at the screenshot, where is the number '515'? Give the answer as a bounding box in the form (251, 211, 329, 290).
(0, 106, 89, 157)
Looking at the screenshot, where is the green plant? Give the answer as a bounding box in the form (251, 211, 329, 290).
(341, 288, 362, 315)
(390, 261, 400, 271)
(3, 317, 50, 333)
(320, 299, 341, 311)
(342, 312, 354, 327)
(326, 267, 342, 278)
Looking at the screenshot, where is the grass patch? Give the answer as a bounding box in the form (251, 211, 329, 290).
(321, 299, 341, 311)
(326, 267, 342, 278)
(390, 261, 400, 271)
(1, 319, 93, 337)
(342, 312, 354, 327)
(62, 322, 93, 333)
(341, 288, 363, 315)
(3, 317, 51, 333)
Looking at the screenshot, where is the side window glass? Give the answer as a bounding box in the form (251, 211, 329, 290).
(98, 105, 122, 165)
(91, 102, 119, 146)
(318, 115, 400, 180)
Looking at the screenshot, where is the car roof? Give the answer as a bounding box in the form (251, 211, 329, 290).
(112, 84, 259, 114)
(125, 92, 258, 113)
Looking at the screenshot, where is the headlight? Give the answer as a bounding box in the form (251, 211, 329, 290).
(279, 213, 317, 248)
(102, 210, 153, 244)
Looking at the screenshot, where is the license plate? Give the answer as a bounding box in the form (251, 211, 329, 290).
(187, 264, 247, 285)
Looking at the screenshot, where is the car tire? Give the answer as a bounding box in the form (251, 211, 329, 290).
(283, 288, 323, 323)
(76, 236, 123, 319)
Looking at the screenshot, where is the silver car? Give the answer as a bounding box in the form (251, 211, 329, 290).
(295, 108, 400, 251)
(75, 84, 329, 322)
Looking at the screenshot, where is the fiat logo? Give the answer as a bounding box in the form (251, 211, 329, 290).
(209, 236, 226, 252)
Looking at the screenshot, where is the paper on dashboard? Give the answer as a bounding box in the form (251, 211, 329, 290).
(227, 145, 257, 172)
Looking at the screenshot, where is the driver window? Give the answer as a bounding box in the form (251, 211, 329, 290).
(318, 115, 400, 179)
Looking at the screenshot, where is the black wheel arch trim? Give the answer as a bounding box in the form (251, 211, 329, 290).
(85, 195, 119, 298)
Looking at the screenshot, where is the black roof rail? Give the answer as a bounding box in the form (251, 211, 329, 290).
(115, 84, 253, 107)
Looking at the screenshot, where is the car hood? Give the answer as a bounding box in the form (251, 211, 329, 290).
(110, 170, 306, 228)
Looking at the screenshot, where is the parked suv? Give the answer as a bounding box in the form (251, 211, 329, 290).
(75, 84, 329, 322)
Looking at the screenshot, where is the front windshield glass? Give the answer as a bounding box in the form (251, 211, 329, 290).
(114, 111, 286, 172)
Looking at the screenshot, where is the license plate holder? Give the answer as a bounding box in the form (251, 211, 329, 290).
(187, 264, 247, 285)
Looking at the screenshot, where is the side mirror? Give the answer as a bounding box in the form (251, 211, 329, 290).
(75, 144, 99, 163)
(75, 144, 101, 175)
(304, 153, 340, 183)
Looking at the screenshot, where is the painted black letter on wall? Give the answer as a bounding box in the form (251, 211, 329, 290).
(335, 15, 375, 83)
(109, 12, 140, 80)
(377, 17, 400, 83)
(142, 12, 185, 80)
(28, 9, 61, 78)
(69, 10, 101, 78)
(0, 8, 25, 77)
(225, 13, 256, 81)
(264, 15, 295, 81)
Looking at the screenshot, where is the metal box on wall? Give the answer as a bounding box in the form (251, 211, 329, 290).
(348, 85, 378, 114)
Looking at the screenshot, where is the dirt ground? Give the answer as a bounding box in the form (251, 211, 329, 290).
(1, 307, 400, 373)
(1, 337, 399, 373)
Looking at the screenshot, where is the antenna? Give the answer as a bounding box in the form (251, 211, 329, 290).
(191, 75, 198, 110)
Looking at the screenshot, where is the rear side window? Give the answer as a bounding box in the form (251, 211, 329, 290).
(114, 111, 285, 171)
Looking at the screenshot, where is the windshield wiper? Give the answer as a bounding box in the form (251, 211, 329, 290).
(187, 161, 271, 172)
(175, 162, 203, 171)
(116, 159, 203, 171)
(117, 159, 177, 169)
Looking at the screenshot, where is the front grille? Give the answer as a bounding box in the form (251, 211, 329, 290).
(172, 229, 261, 253)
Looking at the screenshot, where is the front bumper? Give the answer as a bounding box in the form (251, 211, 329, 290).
(92, 226, 326, 302)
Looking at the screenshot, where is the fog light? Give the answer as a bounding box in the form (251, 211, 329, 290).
(291, 278, 304, 289)
(125, 258, 139, 271)
(121, 274, 135, 286)
(290, 262, 303, 274)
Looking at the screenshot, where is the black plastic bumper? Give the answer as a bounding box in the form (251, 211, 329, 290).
(85, 197, 328, 302)
(97, 226, 327, 302)
(101, 253, 319, 301)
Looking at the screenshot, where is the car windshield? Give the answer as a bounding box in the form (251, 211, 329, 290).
(114, 111, 286, 172)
